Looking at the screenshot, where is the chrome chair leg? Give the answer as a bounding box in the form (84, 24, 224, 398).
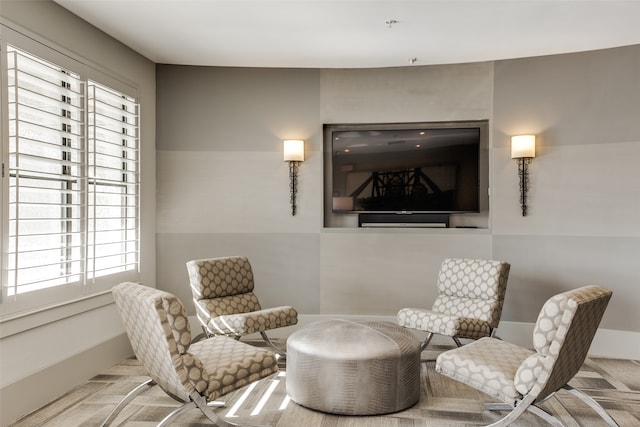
(563, 385, 619, 427)
(158, 401, 198, 427)
(190, 392, 265, 427)
(191, 326, 209, 343)
(419, 332, 434, 352)
(101, 378, 155, 427)
(484, 394, 537, 427)
(485, 386, 618, 427)
(484, 403, 514, 411)
(526, 403, 565, 427)
(260, 331, 286, 357)
(486, 399, 563, 426)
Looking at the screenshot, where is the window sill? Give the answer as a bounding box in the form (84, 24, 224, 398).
(0, 291, 114, 338)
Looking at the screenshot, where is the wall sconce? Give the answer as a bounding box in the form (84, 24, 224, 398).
(283, 139, 304, 215)
(511, 135, 536, 216)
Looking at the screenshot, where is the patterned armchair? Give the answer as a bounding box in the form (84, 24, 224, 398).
(436, 285, 618, 426)
(397, 258, 511, 351)
(105, 282, 278, 427)
(186, 256, 298, 356)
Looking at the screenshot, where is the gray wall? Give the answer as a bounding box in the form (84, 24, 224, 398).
(492, 46, 640, 326)
(156, 66, 322, 314)
(156, 45, 639, 333)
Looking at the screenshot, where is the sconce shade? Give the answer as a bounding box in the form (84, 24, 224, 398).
(283, 140, 305, 162)
(511, 135, 536, 159)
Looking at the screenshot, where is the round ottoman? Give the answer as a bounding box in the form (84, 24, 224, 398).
(286, 319, 421, 415)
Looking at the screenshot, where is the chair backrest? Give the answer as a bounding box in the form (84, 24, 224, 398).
(186, 256, 262, 318)
(432, 258, 511, 328)
(513, 285, 612, 401)
(112, 282, 196, 402)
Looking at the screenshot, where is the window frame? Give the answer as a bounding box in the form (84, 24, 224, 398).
(0, 23, 141, 321)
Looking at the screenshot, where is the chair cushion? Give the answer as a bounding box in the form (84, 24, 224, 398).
(532, 293, 572, 356)
(208, 306, 298, 335)
(530, 286, 612, 399)
(197, 292, 263, 318)
(189, 336, 278, 401)
(397, 307, 492, 339)
(514, 353, 549, 395)
(113, 281, 279, 408)
(113, 282, 196, 401)
(187, 256, 255, 299)
(431, 295, 502, 333)
(438, 258, 510, 301)
(436, 258, 510, 327)
(435, 337, 534, 403)
(436, 286, 613, 412)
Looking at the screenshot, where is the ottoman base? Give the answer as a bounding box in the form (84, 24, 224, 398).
(286, 319, 421, 415)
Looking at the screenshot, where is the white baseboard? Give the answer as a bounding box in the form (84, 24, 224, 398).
(189, 314, 640, 360)
(0, 333, 133, 427)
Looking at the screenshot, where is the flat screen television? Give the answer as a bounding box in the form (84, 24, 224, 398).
(327, 121, 484, 214)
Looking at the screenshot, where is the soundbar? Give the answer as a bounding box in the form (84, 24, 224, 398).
(360, 222, 448, 228)
(358, 213, 450, 228)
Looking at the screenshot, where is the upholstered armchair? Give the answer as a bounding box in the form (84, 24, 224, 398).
(105, 282, 278, 427)
(398, 258, 511, 351)
(186, 256, 298, 356)
(436, 285, 618, 427)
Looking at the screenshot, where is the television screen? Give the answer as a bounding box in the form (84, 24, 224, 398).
(330, 123, 481, 213)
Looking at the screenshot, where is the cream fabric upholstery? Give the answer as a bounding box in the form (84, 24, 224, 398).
(186, 256, 298, 338)
(398, 258, 510, 347)
(435, 285, 618, 427)
(108, 282, 278, 426)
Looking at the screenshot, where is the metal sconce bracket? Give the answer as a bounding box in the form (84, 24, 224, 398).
(288, 160, 300, 215)
(517, 157, 533, 216)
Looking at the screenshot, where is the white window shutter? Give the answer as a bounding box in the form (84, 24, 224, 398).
(6, 47, 85, 295)
(4, 45, 140, 299)
(87, 82, 139, 279)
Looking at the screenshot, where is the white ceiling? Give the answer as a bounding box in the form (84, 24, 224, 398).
(53, 0, 640, 69)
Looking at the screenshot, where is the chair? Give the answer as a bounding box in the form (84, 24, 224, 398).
(397, 258, 511, 351)
(435, 285, 618, 427)
(186, 256, 298, 356)
(105, 282, 279, 427)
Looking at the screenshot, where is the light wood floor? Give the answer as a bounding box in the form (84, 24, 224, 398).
(10, 344, 640, 427)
